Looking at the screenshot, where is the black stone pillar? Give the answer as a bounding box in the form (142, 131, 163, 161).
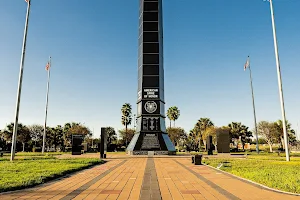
(217, 131, 230, 153)
(72, 134, 83, 155)
(127, 0, 175, 155)
(100, 127, 107, 158)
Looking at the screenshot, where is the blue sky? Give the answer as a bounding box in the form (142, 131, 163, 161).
(1, 0, 300, 138)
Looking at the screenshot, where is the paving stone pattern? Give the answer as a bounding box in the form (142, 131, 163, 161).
(0, 157, 299, 200)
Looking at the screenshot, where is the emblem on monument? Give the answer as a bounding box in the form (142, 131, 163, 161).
(144, 101, 157, 113)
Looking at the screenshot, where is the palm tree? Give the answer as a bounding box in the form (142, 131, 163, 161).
(189, 128, 200, 151)
(121, 103, 132, 146)
(193, 124, 201, 151)
(228, 122, 242, 141)
(167, 107, 174, 128)
(171, 106, 180, 127)
(196, 118, 214, 150)
(105, 127, 117, 145)
(167, 106, 180, 127)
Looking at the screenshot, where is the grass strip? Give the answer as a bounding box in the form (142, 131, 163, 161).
(0, 157, 103, 193)
(203, 156, 300, 194)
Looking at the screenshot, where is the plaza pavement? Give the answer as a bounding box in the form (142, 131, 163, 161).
(0, 154, 299, 200)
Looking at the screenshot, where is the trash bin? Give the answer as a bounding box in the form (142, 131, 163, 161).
(194, 154, 202, 165)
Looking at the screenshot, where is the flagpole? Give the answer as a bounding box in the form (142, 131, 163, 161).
(247, 57, 259, 153)
(10, 0, 31, 161)
(42, 56, 51, 154)
(268, 0, 290, 161)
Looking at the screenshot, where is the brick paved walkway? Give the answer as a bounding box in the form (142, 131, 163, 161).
(0, 157, 299, 200)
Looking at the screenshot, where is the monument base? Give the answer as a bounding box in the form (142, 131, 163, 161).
(126, 132, 176, 155)
(127, 150, 175, 156)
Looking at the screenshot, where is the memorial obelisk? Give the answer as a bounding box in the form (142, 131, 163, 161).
(127, 0, 176, 155)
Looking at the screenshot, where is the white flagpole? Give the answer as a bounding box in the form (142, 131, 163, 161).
(42, 56, 51, 154)
(247, 56, 259, 153)
(10, 0, 31, 161)
(268, 0, 290, 161)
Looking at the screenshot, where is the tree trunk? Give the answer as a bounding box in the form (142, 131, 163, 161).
(125, 124, 128, 146)
(268, 143, 273, 152)
(281, 137, 285, 149)
(22, 142, 25, 152)
(203, 140, 207, 151)
(169, 120, 171, 128)
(174, 120, 175, 127)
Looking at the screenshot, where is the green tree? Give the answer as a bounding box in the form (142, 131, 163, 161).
(187, 129, 199, 151)
(228, 122, 241, 143)
(2, 123, 14, 143)
(192, 123, 202, 150)
(202, 126, 216, 150)
(118, 128, 135, 146)
(121, 103, 132, 142)
(63, 123, 72, 148)
(166, 106, 180, 127)
(105, 127, 117, 145)
(289, 129, 297, 146)
(239, 125, 253, 149)
(196, 118, 214, 150)
(166, 127, 186, 147)
(197, 118, 214, 132)
(257, 121, 278, 152)
(63, 122, 91, 148)
(167, 107, 173, 128)
(274, 120, 293, 150)
(3, 123, 30, 152)
(27, 124, 43, 147)
(0, 135, 5, 150)
(228, 122, 253, 149)
(52, 125, 64, 150)
(17, 124, 30, 152)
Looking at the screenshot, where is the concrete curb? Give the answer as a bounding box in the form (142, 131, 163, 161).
(203, 163, 300, 197)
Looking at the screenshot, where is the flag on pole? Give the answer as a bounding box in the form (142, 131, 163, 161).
(244, 56, 250, 71)
(45, 62, 50, 71)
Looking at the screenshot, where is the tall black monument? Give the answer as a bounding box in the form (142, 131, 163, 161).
(127, 0, 176, 155)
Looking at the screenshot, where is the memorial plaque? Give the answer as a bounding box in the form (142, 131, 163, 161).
(72, 134, 83, 155)
(142, 116, 160, 131)
(217, 131, 230, 153)
(143, 88, 159, 99)
(141, 133, 160, 150)
(127, 0, 176, 155)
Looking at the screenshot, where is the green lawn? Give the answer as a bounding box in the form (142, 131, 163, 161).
(0, 157, 102, 192)
(203, 155, 300, 194)
(107, 152, 126, 155)
(2, 152, 65, 157)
